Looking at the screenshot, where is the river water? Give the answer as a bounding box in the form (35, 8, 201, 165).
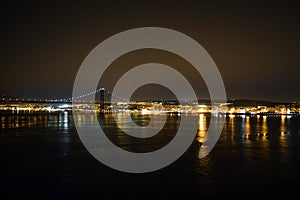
(0, 111, 300, 199)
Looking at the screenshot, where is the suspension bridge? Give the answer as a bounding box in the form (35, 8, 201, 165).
(0, 88, 130, 104)
(0, 87, 236, 115)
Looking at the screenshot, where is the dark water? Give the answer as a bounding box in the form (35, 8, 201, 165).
(1, 111, 300, 199)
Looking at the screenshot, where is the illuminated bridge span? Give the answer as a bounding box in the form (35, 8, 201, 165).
(0, 87, 216, 114)
(0, 88, 133, 112)
(0, 88, 130, 103)
(53, 88, 130, 103)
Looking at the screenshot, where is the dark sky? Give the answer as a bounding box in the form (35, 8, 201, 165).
(0, 0, 299, 102)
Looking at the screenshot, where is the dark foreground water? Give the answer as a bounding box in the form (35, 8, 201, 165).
(1, 111, 300, 199)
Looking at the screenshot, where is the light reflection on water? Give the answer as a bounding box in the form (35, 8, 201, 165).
(1, 111, 300, 198)
(1, 111, 299, 158)
(1, 111, 299, 146)
(197, 114, 207, 143)
(0, 111, 73, 129)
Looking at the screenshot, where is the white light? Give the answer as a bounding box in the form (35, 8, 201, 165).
(59, 104, 71, 109)
(141, 109, 148, 115)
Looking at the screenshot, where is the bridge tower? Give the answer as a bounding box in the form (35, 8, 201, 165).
(100, 88, 105, 111)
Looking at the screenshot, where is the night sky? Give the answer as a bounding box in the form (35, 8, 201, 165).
(0, 1, 299, 102)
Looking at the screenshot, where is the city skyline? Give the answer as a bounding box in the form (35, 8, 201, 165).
(0, 1, 299, 101)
